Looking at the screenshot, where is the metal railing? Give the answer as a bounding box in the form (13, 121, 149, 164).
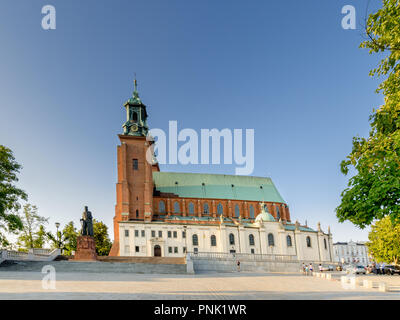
(0, 248, 61, 262)
(188, 251, 297, 262)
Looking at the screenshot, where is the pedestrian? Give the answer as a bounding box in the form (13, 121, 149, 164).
(309, 263, 313, 274)
(237, 260, 240, 272)
(301, 263, 306, 275)
(319, 264, 323, 272)
(305, 265, 309, 275)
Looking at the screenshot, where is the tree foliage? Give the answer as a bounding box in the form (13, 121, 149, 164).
(93, 219, 112, 256)
(16, 204, 48, 249)
(367, 216, 400, 264)
(0, 145, 27, 246)
(336, 0, 400, 228)
(46, 221, 79, 255)
(46, 220, 112, 256)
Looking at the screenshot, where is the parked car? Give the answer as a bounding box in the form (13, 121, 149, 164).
(345, 265, 366, 274)
(383, 265, 400, 275)
(320, 265, 333, 272)
(355, 265, 367, 274)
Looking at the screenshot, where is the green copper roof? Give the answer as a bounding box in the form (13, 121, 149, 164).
(255, 211, 276, 222)
(153, 172, 286, 203)
(126, 79, 142, 105)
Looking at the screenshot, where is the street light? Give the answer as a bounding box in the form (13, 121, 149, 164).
(55, 222, 60, 249)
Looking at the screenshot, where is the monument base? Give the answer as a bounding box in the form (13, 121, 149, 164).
(74, 235, 97, 261)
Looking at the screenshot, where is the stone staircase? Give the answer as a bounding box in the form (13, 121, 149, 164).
(0, 259, 187, 274)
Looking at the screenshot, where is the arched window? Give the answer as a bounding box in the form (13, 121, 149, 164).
(324, 238, 327, 250)
(188, 202, 195, 215)
(203, 203, 209, 215)
(132, 111, 138, 122)
(192, 234, 198, 246)
(173, 201, 180, 214)
(249, 234, 255, 246)
(136, 209, 139, 218)
(249, 205, 255, 219)
(287, 235, 292, 247)
(159, 201, 166, 213)
(268, 233, 274, 246)
(234, 204, 240, 218)
(276, 206, 281, 220)
(217, 203, 223, 215)
(229, 233, 235, 245)
(306, 236, 311, 248)
(210, 235, 217, 247)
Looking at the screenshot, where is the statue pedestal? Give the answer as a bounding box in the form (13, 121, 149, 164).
(74, 236, 97, 261)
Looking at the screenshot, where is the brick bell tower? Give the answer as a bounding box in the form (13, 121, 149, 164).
(109, 79, 157, 256)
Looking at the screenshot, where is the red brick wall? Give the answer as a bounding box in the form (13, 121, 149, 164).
(152, 197, 290, 222)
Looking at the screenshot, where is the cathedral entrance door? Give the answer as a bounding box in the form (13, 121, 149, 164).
(154, 245, 161, 257)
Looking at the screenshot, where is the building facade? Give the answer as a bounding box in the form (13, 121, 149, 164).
(333, 241, 370, 265)
(109, 81, 334, 262)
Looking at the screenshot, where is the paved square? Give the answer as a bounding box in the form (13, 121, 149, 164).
(0, 271, 400, 299)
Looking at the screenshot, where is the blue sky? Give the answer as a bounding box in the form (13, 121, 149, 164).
(0, 0, 384, 242)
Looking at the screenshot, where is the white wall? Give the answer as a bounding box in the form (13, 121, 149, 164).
(119, 221, 333, 262)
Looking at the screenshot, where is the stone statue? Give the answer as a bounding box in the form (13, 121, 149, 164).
(80, 206, 94, 236)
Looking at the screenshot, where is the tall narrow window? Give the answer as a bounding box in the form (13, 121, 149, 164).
(249, 205, 255, 219)
(249, 234, 255, 246)
(324, 238, 327, 250)
(217, 203, 223, 215)
(203, 203, 209, 215)
(234, 204, 240, 218)
(268, 233, 274, 246)
(159, 201, 166, 214)
(229, 233, 235, 245)
(136, 209, 139, 218)
(192, 234, 198, 246)
(306, 236, 312, 248)
(276, 206, 280, 220)
(188, 202, 195, 215)
(174, 201, 180, 214)
(210, 235, 217, 247)
(287, 235, 292, 247)
(133, 159, 138, 170)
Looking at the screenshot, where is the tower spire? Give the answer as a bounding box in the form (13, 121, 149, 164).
(133, 74, 140, 100)
(122, 77, 148, 136)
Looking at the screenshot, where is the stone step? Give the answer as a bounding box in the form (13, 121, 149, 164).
(0, 260, 187, 274)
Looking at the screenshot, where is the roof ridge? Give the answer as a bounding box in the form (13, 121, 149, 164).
(153, 171, 272, 180)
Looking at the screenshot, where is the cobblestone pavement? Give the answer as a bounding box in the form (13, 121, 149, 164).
(0, 271, 399, 299)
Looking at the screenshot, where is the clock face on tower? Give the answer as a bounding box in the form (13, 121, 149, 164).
(131, 124, 138, 132)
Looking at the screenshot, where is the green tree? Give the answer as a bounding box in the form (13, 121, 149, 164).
(33, 225, 47, 249)
(336, 0, 400, 228)
(367, 216, 400, 264)
(16, 204, 48, 249)
(46, 221, 79, 255)
(93, 219, 112, 256)
(46, 220, 112, 256)
(0, 145, 27, 246)
(62, 222, 79, 255)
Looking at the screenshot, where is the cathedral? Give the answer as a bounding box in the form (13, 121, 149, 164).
(109, 81, 333, 263)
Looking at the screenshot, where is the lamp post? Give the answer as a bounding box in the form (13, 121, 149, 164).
(55, 222, 60, 249)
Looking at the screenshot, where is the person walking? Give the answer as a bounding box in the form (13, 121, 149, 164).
(319, 264, 323, 273)
(309, 263, 313, 275)
(301, 263, 306, 275)
(237, 260, 241, 272)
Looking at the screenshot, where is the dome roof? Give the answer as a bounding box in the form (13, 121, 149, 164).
(255, 211, 276, 222)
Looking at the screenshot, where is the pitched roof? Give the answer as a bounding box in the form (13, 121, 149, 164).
(152, 171, 286, 203)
